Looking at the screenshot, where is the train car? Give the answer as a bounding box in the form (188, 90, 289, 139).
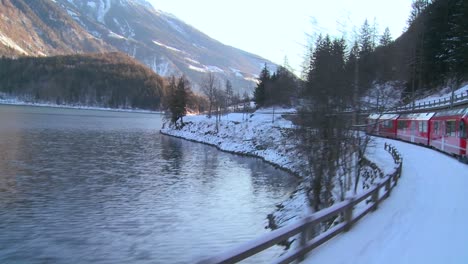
(367, 113, 399, 139)
(429, 107, 468, 162)
(396, 112, 435, 145)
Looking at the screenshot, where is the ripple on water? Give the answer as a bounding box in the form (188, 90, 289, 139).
(0, 105, 298, 263)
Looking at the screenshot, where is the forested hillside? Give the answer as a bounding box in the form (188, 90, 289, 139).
(0, 0, 275, 92)
(366, 0, 467, 100)
(0, 0, 111, 56)
(247, 0, 468, 212)
(0, 52, 167, 110)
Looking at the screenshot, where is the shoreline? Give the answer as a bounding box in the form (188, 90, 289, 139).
(0, 100, 162, 114)
(160, 110, 314, 229)
(159, 128, 303, 180)
(159, 111, 398, 233)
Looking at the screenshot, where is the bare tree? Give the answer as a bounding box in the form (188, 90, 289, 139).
(213, 86, 227, 132)
(201, 72, 218, 118)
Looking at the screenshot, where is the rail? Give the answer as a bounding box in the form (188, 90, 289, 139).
(392, 90, 468, 113)
(197, 143, 403, 264)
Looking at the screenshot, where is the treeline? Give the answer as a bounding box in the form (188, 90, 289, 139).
(364, 0, 468, 99)
(0, 52, 167, 110)
(286, 0, 468, 212)
(253, 65, 299, 108)
(409, 0, 468, 90)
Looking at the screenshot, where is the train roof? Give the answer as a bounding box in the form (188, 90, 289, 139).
(433, 107, 468, 118)
(398, 112, 435, 121)
(368, 113, 399, 120)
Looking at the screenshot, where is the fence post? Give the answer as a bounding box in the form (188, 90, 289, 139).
(372, 187, 379, 211)
(398, 162, 402, 177)
(344, 198, 354, 232)
(298, 216, 313, 261)
(385, 176, 392, 197)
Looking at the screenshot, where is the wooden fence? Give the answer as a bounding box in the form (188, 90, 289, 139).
(393, 90, 468, 113)
(198, 143, 403, 264)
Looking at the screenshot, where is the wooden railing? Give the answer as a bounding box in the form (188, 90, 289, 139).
(392, 90, 468, 113)
(197, 143, 403, 264)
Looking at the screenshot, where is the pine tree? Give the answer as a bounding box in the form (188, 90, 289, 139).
(359, 19, 374, 57)
(169, 75, 189, 124)
(407, 0, 431, 26)
(225, 79, 233, 109)
(269, 66, 297, 106)
(379, 27, 393, 46)
(443, 0, 468, 82)
(253, 63, 270, 108)
(358, 19, 376, 91)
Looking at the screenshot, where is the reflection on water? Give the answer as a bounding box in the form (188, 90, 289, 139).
(0, 105, 298, 263)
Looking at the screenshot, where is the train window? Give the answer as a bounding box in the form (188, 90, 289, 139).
(461, 121, 467, 139)
(419, 122, 427, 133)
(382, 120, 393, 128)
(446, 121, 456, 137)
(398, 120, 406, 130)
(434, 122, 440, 135)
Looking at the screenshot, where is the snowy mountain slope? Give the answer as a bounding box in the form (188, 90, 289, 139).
(0, 0, 112, 56)
(56, 0, 277, 92)
(0, 0, 275, 92)
(305, 137, 468, 264)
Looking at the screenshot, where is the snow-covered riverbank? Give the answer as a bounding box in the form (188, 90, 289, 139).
(160, 108, 396, 229)
(161, 108, 304, 177)
(160, 108, 315, 226)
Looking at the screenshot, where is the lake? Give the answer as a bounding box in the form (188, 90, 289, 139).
(0, 105, 298, 263)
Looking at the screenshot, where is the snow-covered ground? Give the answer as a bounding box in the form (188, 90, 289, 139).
(161, 108, 302, 177)
(304, 137, 468, 264)
(160, 109, 400, 228)
(161, 108, 316, 227)
(408, 83, 468, 108)
(162, 109, 467, 263)
(363, 82, 468, 112)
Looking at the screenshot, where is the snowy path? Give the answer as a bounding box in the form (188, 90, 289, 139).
(305, 137, 468, 264)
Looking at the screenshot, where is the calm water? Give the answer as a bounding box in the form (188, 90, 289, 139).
(0, 105, 298, 263)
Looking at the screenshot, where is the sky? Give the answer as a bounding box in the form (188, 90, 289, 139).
(148, 0, 413, 74)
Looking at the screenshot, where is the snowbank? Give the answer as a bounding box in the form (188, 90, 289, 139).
(305, 137, 468, 263)
(161, 108, 302, 177)
(160, 109, 397, 227)
(160, 108, 316, 226)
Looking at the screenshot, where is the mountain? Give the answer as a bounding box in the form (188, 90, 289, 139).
(0, 0, 112, 56)
(0, 52, 167, 110)
(0, 0, 276, 93)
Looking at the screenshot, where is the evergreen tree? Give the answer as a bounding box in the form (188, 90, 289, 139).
(358, 19, 376, 91)
(359, 19, 374, 57)
(253, 63, 270, 108)
(442, 0, 468, 82)
(169, 75, 189, 124)
(225, 79, 234, 108)
(379, 27, 393, 46)
(269, 66, 298, 106)
(407, 0, 431, 26)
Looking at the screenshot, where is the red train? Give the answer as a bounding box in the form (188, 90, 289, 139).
(367, 107, 468, 163)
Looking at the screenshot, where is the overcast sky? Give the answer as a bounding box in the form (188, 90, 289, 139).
(147, 0, 413, 74)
